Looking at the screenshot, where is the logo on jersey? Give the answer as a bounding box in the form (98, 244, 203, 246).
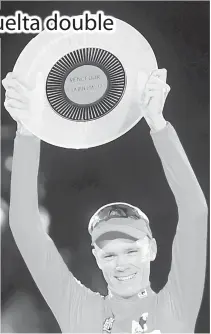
(103, 317, 115, 333)
(132, 312, 148, 333)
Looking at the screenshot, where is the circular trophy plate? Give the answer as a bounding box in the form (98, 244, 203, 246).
(13, 15, 157, 149)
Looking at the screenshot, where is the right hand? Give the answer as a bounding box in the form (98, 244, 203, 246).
(2, 71, 45, 136)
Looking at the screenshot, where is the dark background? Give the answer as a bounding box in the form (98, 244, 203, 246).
(1, 1, 209, 333)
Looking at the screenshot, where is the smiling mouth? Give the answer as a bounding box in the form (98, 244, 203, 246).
(115, 273, 137, 281)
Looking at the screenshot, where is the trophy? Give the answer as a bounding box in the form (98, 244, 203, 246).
(13, 14, 157, 149)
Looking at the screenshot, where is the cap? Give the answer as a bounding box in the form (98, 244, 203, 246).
(91, 217, 153, 244)
(13, 14, 157, 149)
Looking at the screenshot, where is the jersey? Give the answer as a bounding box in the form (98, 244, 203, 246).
(9, 122, 208, 333)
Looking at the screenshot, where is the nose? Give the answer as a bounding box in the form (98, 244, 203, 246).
(115, 255, 129, 272)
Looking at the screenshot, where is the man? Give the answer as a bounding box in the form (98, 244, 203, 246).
(2, 68, 207, 333)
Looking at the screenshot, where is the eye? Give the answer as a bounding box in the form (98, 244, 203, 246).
(127, 250, 138, 254)
(103, 254, 115, 259)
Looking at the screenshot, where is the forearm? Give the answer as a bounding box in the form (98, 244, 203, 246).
(9, 132, 41, 230)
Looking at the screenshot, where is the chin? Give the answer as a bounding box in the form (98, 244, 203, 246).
(109, 279, 141, 298)
(107, 272, 149, 298)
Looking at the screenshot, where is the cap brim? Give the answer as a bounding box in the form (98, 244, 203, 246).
(91, 225, 147, 244)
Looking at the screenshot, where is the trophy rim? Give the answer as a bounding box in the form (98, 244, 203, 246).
(13, 15, 158, 149)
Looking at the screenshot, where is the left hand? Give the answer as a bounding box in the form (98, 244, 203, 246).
(139, 68, 171, 131)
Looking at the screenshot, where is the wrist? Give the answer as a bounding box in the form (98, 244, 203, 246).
(145, 115, 167, 132)
(16, 122, 35, 137)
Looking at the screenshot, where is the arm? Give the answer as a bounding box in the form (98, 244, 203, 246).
(9, 132, 98, 332)
(151, 123, 208, 329)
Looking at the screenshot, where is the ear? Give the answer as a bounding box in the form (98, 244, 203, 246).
(149, 238, 157, 262)
(92, 248, 102, 270)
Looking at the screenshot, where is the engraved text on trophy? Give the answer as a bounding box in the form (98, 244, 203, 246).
(64, 65, 108, 105)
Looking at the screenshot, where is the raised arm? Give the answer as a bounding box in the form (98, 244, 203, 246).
(151, 123, 207, 329)
(3, 72, 101, 333)
(141, 69, 208, 330)
(10, 131, 75, 332)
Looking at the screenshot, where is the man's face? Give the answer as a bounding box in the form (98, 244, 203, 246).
(93, 236, 155, 298)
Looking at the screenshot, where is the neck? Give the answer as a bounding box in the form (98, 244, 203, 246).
(108, 285, 151, 301)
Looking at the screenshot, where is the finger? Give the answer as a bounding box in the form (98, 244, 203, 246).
(147, 75, 166, 85)
(4, 98, 26, 110)
(5, 88, 28, 103)
(164, 84, 171, 97)
(2, 72, 19, 88)
(3, 102, 28, 122)
(145, 82, 168, 91)
(150, 69, 167, 83)
(6, 71, 30, 88)
(151, 68, 167, 81)
(12, 73, 30, 89)
(2, 72, 13, 81)
(3, 78, 28, 97)
(2, 77, 17, 90)
(143, 90, 162, 106)
(2, 77, 8, 89)
(145, 82, 171, 98)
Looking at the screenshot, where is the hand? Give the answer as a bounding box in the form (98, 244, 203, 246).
(139, 68, 171, 132)
(2, 71, 45, 136)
